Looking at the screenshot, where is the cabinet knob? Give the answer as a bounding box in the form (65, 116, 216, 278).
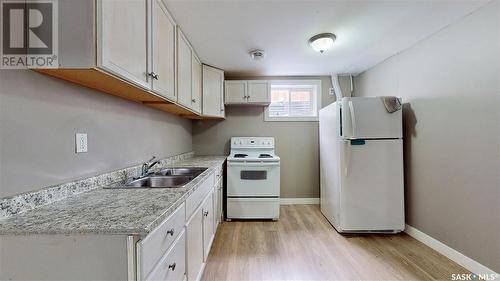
(168, 262, 176, 271)
(203, 211, 209, 217)
(166, 228, 175, 236)
(220, 108, 224, 112)
(148, 72, 159, 80)
(192, 99, 196, 103)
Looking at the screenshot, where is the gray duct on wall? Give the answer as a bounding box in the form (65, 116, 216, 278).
(331, 74, 343, 100)
(331, 74, 354, 100)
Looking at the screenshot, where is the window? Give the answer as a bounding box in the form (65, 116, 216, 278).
(265, 80, 321, 121)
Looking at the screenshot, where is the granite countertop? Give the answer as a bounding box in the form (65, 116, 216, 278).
(0, 156, 226, 236)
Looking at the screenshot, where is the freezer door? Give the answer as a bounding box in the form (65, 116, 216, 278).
(339, 139, 404, 231)
(341, 97, 402, 139)
(319, 103, 342, 229)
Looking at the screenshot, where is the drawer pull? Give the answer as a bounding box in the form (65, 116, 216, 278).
(168, 262, 176, 271)
(203, 211, 209, 217)
(166, 228, 175, 236)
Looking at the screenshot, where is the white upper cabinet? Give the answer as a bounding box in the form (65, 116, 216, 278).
(224, 81, 248, 104)
(41, 0, 226, 119)
(191, 54, 202, 114)
(247, 81, 270, 104)
(150, 0, 176, 101)
(177, 28, 193, 108)
(98, 0, 149, 89)
(202, 65, 225, 118)
(177, 27, 203, 114)
(224, 80, 270, 105)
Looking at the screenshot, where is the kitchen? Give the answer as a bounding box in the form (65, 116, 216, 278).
(0, 0, 499, 281)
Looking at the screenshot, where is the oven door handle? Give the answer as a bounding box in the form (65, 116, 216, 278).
(228, 161, 280, 167)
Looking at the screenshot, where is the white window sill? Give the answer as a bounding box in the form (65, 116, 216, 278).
(264, 116, 319, 122)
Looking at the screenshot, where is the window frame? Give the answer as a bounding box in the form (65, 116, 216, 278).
(264, 80, 322, 122)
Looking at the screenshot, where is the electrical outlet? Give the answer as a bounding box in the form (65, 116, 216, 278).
(75, 133, 88, 153)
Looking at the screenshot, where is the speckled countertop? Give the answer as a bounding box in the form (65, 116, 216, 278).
(0, 156, 226, 236)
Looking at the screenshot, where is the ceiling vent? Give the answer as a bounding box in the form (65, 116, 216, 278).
(250, 49, 265, 61)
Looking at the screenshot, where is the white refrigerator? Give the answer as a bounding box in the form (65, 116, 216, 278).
(319, 97, 404, 233)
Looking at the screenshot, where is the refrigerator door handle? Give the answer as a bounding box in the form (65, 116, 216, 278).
(349, 101, 357, 138)
(344, 141, 351, 177)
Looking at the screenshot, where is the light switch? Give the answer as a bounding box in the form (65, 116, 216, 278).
(75, 133, 88, 153)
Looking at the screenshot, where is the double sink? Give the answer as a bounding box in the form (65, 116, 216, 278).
(107, 167, 207, 189)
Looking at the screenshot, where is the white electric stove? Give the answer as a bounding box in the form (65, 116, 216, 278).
(226, 137, 280, 220)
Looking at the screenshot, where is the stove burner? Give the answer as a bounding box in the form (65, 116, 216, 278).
(234, 154, 248, 158)
(259, 154, 273, 158)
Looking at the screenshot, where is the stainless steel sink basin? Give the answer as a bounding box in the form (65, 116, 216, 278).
(124, 175, 194, 188)
(154, 167, 207, 177)
(104, 167, 207, 189)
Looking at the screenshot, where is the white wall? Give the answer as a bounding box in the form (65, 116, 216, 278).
(0, 70, 192, 198)
(354, 1, 499, 272)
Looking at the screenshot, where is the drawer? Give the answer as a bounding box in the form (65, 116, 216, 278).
(227, 198, 280, 219)
(145, 230, 186, 281)
(186, 173, 214, 219)
(138, 203, 186, 279)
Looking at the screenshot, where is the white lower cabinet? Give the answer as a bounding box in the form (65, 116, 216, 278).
(202, 190, 215, 261)
(139, 167, 221, 281)
(137, 203, 186, 279)
(215, 179, 223, 228)
(0, 165, 224, 281)
(145, 231, 186, 281)
(186, 204, 204, 281)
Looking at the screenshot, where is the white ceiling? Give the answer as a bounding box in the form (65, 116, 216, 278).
(165, 0, 488, 76)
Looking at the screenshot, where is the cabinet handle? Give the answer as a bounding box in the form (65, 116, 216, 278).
(192, 99, 196, 103)
(203, 211, 209, 217)
(166, 228, 174, 236)
(168, 262, 176, 271)
(148, 72, 159, 80)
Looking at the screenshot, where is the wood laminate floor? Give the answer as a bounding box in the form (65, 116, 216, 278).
(202, 204, 468, 281)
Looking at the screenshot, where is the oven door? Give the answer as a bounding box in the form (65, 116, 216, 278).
(227, 161, 280, 197)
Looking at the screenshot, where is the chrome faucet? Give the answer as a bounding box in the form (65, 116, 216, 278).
(140, 156, 160, 178)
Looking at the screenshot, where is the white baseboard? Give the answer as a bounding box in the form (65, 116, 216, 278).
(405, 224, 498, 276)
(280, 198, 319, 205)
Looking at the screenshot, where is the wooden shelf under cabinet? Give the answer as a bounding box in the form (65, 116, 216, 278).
(35, 68, 205, 119)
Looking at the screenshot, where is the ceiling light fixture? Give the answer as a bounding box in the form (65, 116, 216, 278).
(309, 33, 336, 53)
(250, 49, 265, 61)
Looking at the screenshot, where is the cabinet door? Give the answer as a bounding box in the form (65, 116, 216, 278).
(213, 179, 223, 229)
(247, 81, 270, 104)
(217, 183, 223, 225)
(191, 54, 202, 114)
(224, 81, 247, 104)
(177, 28, 192, 108)
(98, 0, 149, 89)
(213, 184, 219, 229)
(186, 208, 203, 281)
(202, 190, 215, 261)
(202, 65, 224, 117)
(151, 0, 175, 101)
